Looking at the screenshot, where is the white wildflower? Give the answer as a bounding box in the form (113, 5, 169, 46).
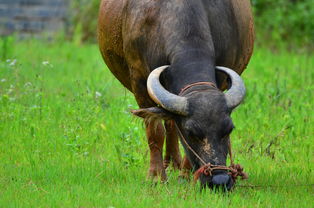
(42, 61, 49, 66)
(24, 82, 32, 87)
(1, 79, 6, 83)
(31, 105, 39, 109)
(42, 61, 53, 68)
(95, 91, 102, 98)
(6, 59, 11, 63)
(9, 59, 17, 66)
(7, 88, 13, 94)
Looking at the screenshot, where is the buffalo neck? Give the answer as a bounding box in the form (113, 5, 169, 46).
(156, 0, 218, 95)
(140, 0, 221, 95)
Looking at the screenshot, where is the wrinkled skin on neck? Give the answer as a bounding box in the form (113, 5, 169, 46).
(174, 86, 235, 189)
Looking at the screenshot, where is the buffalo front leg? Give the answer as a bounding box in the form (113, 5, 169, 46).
(128, 67, 166, 182)
(146, 121, 167, 182)
(164, 120, 182, 169)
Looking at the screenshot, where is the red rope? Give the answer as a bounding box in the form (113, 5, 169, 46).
(193, 163, 248, 182)
(179, 82, 217, 95)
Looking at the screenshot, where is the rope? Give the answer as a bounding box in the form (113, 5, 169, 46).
(175, 123, 207, 166)
(179, 82, 217, 94)
(237, 184, 314, 189)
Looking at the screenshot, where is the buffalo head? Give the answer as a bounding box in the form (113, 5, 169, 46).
(134, 66, 245, 190)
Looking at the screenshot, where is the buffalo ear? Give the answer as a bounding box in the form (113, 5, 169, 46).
(131, 107, 174, 120)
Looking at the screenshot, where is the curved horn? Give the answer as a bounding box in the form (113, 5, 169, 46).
(147, 66, 189, 115)
(216, 66, 246, 109)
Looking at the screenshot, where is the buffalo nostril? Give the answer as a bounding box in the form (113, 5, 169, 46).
(199, 173, 234, 191)
(211, 174, 233, 191)
(212, 174, 230, 185)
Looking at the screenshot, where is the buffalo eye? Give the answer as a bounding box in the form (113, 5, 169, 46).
(185, 121, 205, 139)
(220, 119, 234, 139)
(188, 128, 205, 140)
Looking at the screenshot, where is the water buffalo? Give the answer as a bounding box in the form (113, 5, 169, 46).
(98, 0, 254, 190)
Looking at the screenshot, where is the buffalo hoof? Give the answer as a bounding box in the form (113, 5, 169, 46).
(147, 168, 167, 184)
(178, 175, 190, 184)
(178, 168, 191, 184)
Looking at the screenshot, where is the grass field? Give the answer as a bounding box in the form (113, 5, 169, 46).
(0, 40, 313, 207)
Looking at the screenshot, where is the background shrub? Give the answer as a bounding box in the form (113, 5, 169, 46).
(252, 0, 314, 47)
(70, 0, 313, 48)
(70, 0, 100, 43)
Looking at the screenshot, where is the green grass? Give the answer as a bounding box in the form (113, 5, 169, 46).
(0, 40, 313, 207)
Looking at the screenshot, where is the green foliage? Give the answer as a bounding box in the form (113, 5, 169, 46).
(252, 0, 314, 47)
(70, 0, 100, 43)
(0, 36, 15, 60)
(0, 40, 313, 207)
(69, 0, 313, 47)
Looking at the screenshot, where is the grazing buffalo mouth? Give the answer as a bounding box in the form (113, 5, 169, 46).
(200, 171, 234, 191)
(195, 164, 248, 191)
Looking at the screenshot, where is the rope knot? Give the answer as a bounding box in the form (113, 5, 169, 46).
(193, 163, 248, 183)
(203, 167, 213, 176)
(193, 164, 213, 181)
(229, 164, 248, 181)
